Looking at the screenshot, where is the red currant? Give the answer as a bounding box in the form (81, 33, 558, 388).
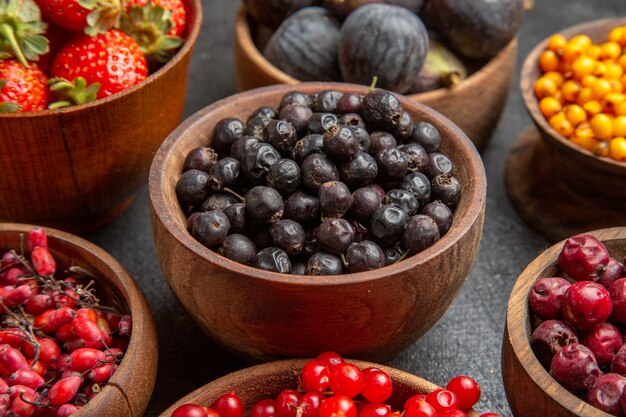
(319, 396, 357, 417)
(358, 403, 390, 417)
(480, 414, 502, 417)
(425, 389, 459, 414)
(404, 401, 437, 417)
(206, 408, 221, 417)
(276, 389, 301, 417)
(302, 360, 330, 393)
(251, 399, 276, 417)
(172, 404, 210, 417)
(213, 392, 244, 417)
(404, 394, 427, 410)
(446, 376, 480, 410)
(360, 368, 392, 403)
(317, 352, 345, 370)
(299, 391, 324, 417)
(329, 363, 363, 398)
(440, 411, 467, 417)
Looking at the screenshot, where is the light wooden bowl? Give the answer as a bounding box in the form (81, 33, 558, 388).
(506, 18, 626, 242)
(502, 227, 626, 417)
(0, 223, 157, 417)
(159, 359, 480, 416)
(0, 0, 202, 234)
(233, 5, 517, 150)
(149, 82, 486, 362)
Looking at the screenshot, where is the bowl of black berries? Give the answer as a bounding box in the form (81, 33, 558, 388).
(149, 82, 486, 362)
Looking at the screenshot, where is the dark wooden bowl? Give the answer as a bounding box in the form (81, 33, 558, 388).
(0, 223, 158, 417)
(159, 359, 480, 417)
(0, 0, 202, 234)
(233, 5, 517, 150)
(507, 18, 626, 242)
(149, 82, 486, 362)
(502, 227, 626, 417)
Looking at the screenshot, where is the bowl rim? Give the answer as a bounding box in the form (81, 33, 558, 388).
(159, 358, 480, 417)
(234, 4, 519, 101)
(0, 222, 157, 416)
(520, 17, 626, 169)
(0, 0, 203, 119)
(505, 227, 626, 417)
(149, 81, 486, 287)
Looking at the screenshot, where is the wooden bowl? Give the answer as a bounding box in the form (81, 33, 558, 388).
(0, 223, 158, 417)
(502, 227, 626, 417)
(506, 18, 626, 242)
(233, 5, 517, 150)
(159, 359, 480, 416)
(0, 0, 202, 234)
(149, 82, 486, 362)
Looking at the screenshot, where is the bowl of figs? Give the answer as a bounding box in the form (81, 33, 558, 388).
(233, 0, 525, 149)
(149, 82, 486, 362)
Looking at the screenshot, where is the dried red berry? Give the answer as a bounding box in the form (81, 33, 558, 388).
(558, 235, 609, 281)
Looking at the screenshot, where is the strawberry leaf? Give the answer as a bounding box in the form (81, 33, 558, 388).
(0, 0, 49, 66)
(48, 77, 101, 109)
(79, 0, 123, 36)
(0, 101, 20, 112)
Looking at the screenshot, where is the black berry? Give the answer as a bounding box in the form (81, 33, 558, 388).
(219, 234, 257, 265)
(346, 240, 385, 272)
(403, 215, 440, 254)
(254, 247, 292, 273)
(245, 186, 284, 223)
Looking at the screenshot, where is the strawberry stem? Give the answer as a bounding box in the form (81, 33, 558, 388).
(0, 23, 27, 67)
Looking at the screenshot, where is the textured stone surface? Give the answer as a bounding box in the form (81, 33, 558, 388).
(85, 1, 625, 415)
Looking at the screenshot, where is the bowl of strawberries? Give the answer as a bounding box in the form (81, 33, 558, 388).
(0, 0, 202, 233)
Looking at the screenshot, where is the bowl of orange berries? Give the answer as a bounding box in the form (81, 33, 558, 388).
(506, 18, 626, 242)
(0, 0, 202, 233)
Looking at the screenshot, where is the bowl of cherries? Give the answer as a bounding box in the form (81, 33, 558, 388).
(503, 228, 626, 417)
(149, 82, 486, 361)
(160, 352, 501, 417)
(0, 224, 157, 416)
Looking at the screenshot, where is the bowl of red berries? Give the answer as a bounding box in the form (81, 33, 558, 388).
(0, 0, 202, 233)
(149, 82, 486, 361)
(503, 228, 626, 417)
(0, 224, 157, 416)
(160, 352, 502, 417)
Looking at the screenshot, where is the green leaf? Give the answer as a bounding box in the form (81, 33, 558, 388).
(48, 77, 101, 108)
(0, 101, 20, 112)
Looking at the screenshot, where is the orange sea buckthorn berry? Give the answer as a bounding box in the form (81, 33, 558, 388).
(543, 71, 565, 87)
(570, 135, 599, 152)
(558, 60, 573, 76)
(608, 27, 624, 44)
(565, 104, 588, 126)
(586, 44, 602, 60)
(563, 42, 584, 62)
(549, 112, 574, 137)
(534, 77, 558, 99)
(581, 75, 597, 88)
(593, 61, 607, 78)
(547, 34, 568, 54)
(583, 100, 603, 116)
(609, 137, 626, 160)
(593, 140, 610, 157)
(613, 115, 626, 137)
(590, 113, 614, 140)
(600, 42, 622, 60)
(616, 101, 626, 116)
(539, 97, 562, 118)
(592, 78, 613, 99)
(575, 122, 594, 140)
(539, 50, 560, 72)
(608, 79, 624, 93)
(603, 92, 626, 113)
(604, 61, 624, 79)
(571, 34, 592, 49)
(619, 54, 626, 70)
(572, 56, 596, 79)
(577, 87, 594, 105)
(561, 80, 581, 102)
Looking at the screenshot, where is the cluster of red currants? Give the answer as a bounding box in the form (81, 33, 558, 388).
(171, 352, 500, 417)
(530, 234, 626, 415)
(0, 227, 131, 416)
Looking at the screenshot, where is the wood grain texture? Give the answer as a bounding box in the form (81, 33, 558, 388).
(0, 0, 202, 234)
(509, 18, 626, 242)
(232, 5, 517, 150)
(158, 359, 481, 417)
(149, 82, 486, 362)
(502, 227, 626, 417)
(0, 223, 158, 417)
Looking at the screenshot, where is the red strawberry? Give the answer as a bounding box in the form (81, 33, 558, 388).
(50, 29, 148, 99)
(0, 59, 48, 113)
(38, 24, 70, 73)
(129, 0, 186, 37)
(34, 0, 123, 35)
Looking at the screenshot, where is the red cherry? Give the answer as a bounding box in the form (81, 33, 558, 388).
(360, 367, 392, 403)
(425, 389, 459, 414)
(329, 363, 363, 398)
(446, 376, 481, 410)
(301, 360, 330, 393)
(319, 396, 357, 417)
(275, 389, 301, 417)
(251, 399, 276, 417)
(172, 404, 209, 417)
(404, 401, 437, 417)
(358, 403, 390, 417)
(213, 392, 244, 417)
(317, 352, 345, 370)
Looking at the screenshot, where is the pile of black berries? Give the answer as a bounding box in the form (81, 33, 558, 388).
(176, 89, 462, 275)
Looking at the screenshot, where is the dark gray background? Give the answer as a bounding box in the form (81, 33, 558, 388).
(86, 1, 625, 415)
